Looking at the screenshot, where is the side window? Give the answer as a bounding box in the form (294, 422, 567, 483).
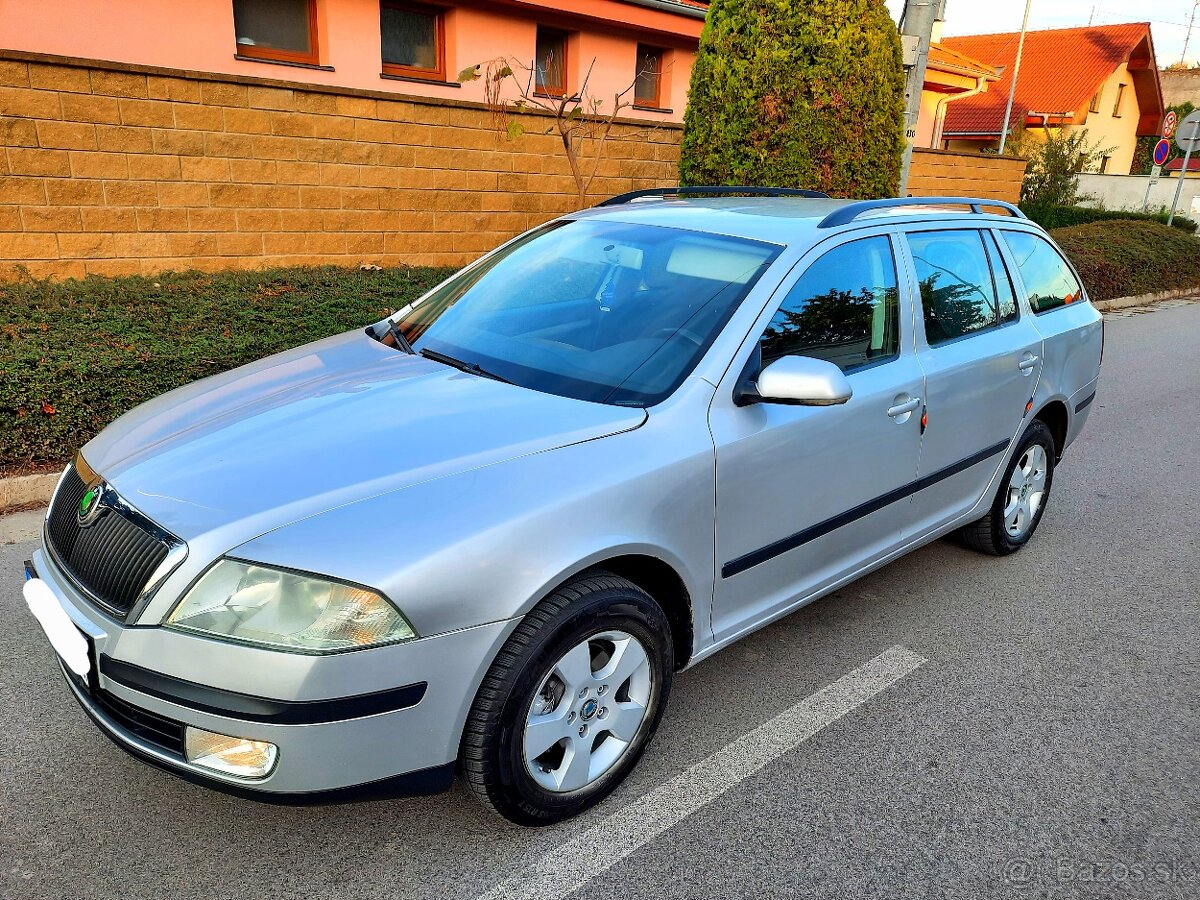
(760, 236, 900, 372)
(1001, 231, 1084, 314)
(984, 231, 1019, 323)
(909, 230, 1001, 345)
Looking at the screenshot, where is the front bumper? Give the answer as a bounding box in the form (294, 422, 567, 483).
(27, 548, 518, 800)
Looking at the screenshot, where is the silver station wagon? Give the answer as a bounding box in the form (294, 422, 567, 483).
(23, 189, 1103, 825)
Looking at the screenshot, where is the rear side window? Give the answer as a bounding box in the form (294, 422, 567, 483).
(760, 236, 899, 372)
(1000, 231, 1085, 314)
(909, 229, 1005, 345)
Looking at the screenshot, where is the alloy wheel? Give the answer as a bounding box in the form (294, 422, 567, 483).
(1004, 444, 1049, 538)
(523, 630, 653, 793)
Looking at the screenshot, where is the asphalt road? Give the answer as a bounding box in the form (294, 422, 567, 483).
(2, 301, 1197, 900)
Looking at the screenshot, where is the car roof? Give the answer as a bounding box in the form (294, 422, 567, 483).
(567, 197, 1033, 246)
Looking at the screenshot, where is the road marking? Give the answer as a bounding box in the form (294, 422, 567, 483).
(477, 644, 927, 900)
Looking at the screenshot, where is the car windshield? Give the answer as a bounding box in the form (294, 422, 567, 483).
(390, 219, 781, 406)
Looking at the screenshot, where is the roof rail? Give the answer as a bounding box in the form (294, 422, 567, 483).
(597, 186, 831, 207)
(817, 197, 1026, 229)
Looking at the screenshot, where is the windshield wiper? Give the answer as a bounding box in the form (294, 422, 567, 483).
(386, 320, 415, 354)
(419, 348, 513, 384)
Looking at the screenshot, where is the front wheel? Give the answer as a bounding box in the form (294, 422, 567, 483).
(958, 420, 1056, 556)
(460, 572, 673, 825)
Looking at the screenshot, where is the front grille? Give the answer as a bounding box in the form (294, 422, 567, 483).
(65, 665, 185, 758)
(46, 464, 172, 619)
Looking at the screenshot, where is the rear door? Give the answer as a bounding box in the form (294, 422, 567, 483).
(902, 227, 1045, 534)
(996, 229, 1103, 412)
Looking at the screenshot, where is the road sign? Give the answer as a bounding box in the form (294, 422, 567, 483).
(1176, 111, 1200, 153)
(1168, 111, 1200, 228)
(1153, 139, 1171, 167)
(1150, 164, 1162, 181)
(1163, 110, 1178, 139)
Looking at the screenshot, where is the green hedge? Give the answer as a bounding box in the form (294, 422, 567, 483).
(0, 265, 455, 471)
(1050, 219, 1200, 303)
(1024, 204, 1198, 233)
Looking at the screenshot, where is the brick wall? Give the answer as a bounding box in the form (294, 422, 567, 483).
(0, 51, 681, 280)
(908, 148, 1028, 203)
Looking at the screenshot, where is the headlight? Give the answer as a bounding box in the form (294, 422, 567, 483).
(166, 559, 417, 653)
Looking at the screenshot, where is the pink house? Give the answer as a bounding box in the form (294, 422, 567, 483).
(1, 0, 706, 122)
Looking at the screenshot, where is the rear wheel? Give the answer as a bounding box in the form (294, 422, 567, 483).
(460, 572, 673, 825)
(958, 420, 1055, 556)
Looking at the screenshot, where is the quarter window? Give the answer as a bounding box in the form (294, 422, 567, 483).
(910, 230, 1007, 345)
(535, 27, 568, 97)
(1000, 231, 1084, 314)
(634, 45, 665, 108)
(760, 237, 900, 372)
(381, 2, 445, 80)
(233, 0, 319, 66)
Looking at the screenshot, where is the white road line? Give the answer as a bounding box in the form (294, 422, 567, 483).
(477, 644, 928, 900)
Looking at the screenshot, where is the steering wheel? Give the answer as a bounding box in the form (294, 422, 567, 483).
(652, 326, 705, 349)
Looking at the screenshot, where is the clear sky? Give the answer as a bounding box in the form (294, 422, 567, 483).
(885, 0, 1199, 67)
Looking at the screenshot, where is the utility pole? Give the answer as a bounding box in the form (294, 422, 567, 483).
(1183, 0, 1199, 66)
(898, 0, 944, 196)
(998, 0, 1033, 155)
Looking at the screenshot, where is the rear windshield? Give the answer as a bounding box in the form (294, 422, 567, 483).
(391, 220, 780, 406)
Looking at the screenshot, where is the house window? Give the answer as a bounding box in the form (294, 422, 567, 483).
(1089, 91, 1102, 114)
(1112, 83, 1127, 117)
(535, 27, 568, 97)
(634, 44, 665, 108)
(1099, 154, 1112, 174)
(233, 0, 319, 66)
(381, 2, 445, 80)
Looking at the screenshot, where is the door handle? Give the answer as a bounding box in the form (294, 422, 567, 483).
(888, 397, 922, 418)
(1018, 354, 1040, 372)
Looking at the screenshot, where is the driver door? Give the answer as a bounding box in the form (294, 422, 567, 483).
(709, 232, 924, 644)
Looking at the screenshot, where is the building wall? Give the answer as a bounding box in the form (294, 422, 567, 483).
(0, 52, 680, 279)
(1078, 173, 1200, 224)
(0, 0, 699, 124)
(0, 53, 1030, 281)
(1079, 63, 1142, 174)
(1161, 67, 1200, 108)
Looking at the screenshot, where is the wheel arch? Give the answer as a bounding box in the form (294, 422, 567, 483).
(530, 552, 696, 670)
(1033, 400, 1069, 460)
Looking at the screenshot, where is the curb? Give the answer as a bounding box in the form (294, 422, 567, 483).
(1, 290, 1197, 517)
(1, 472, 58, 516)
(1092, 288, 1199, 312)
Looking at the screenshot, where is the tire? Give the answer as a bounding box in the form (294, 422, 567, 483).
(958, 420, 1056, 556)
(460, 572, 673, 826)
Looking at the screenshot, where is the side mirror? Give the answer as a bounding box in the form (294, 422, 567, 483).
(748, 355, 853, 407)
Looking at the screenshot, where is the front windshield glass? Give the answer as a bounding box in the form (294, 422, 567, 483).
(390, 220, 781, 406)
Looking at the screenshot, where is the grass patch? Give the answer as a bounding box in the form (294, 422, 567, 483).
(0, 265, 456, 472)
(1049, 219, 1200, 303)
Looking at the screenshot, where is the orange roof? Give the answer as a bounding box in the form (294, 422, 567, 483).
(942, 23, 1164, 139)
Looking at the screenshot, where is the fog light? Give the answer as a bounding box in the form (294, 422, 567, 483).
(184, 727, 278, 779)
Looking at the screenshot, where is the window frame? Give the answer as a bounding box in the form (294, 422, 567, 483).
(996, 228, 1086, 317)
(633, 43, 666, 110)
(380, 0, 447, 82)
(756, 233, 904, 376)
(905, 227, 1016, 349)
(534, 26, 569, 98)
(1112, 83, 1127, 118)
(233, 0, 321, 67)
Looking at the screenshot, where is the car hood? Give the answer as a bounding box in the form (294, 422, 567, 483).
(83, 331, 646, 544)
